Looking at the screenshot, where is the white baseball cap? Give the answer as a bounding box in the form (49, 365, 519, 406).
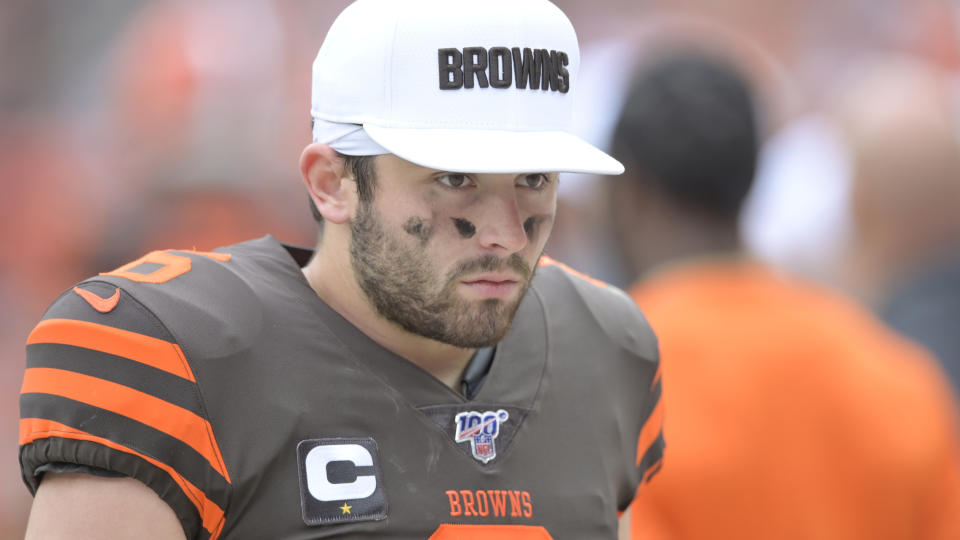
(310, 0, 624, 175)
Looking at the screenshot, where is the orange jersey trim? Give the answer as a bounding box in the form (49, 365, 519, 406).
(538, 255, 609, 289)
(21, 417, 225, 540)
(27, 319, 195, 382)
(21, 368, 230, 483)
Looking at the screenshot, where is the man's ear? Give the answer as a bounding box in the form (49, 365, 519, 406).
(300, 143, 353, 224)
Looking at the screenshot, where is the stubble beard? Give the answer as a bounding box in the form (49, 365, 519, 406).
(349, 203, 535, 348)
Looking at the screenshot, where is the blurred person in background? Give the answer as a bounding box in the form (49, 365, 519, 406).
(835, 56, 960, 397)
(610, 50, 960, 540)
(97, 0, 322, 258)
(739, 0, 960, 286)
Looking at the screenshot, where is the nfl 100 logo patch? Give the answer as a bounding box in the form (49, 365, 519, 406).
(454, 409, 509, 463)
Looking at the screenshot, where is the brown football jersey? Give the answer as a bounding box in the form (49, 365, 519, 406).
(20, 236, 662, 539)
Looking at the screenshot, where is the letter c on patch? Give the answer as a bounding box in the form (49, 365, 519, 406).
(304, 443, 376, 501)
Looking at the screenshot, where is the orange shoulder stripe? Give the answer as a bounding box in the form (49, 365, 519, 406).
(537, 255, 609, 289)
(21, 417, 225, 540)
(637, 398, 663, 466)
(27, 319, 195, 382)
(21, 368, 230, 483)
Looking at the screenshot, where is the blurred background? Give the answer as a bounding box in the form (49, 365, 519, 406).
(2, 0, 959, 537)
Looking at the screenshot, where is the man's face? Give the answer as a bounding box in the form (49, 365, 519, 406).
(349, 154, 558, 348)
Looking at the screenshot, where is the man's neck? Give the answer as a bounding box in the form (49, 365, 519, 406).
(302, 233, 474, 390)
(628, 212, 743, 279)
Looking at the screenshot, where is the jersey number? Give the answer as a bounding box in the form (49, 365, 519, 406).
(102, 250, 230, 284)
(429, 524, 553, 539)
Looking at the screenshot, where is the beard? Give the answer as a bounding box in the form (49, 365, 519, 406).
(349, 203, 535, 348)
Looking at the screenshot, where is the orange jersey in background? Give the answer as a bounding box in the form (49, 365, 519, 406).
(628, 261, 960, 540)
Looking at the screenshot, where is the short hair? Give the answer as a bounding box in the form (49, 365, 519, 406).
(611, 51, 759, 221)
(309, 153, 377, 224)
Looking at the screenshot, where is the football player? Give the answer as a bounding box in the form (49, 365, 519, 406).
(19, 1, 662, 538)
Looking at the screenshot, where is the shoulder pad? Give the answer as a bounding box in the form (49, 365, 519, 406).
(87, 248, 264, 359)
(21, 248, 242, 539)
(535, 256, 658, 362)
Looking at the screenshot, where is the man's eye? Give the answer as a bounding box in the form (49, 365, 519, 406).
(520, 173, 549, 189)
(437, 174, 474, 188)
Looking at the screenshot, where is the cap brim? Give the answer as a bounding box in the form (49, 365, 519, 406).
(363, 125, 624, 175)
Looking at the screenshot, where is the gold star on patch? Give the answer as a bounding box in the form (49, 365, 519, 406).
(340, 503, 352, 515)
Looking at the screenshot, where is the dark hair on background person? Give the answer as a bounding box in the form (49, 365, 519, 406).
(611, 51, 759, 223)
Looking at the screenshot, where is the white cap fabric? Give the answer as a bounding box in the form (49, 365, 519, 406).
(311, 0, 624, 175)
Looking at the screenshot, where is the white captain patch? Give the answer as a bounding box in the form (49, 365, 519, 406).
(296, 438, 387, 526)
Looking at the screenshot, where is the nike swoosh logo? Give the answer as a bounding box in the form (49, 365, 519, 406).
(73, 287, 121, 313)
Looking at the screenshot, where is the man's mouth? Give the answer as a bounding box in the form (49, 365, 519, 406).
(460, 273, 521, 299)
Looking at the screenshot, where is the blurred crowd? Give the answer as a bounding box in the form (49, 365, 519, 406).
(2, 0, 960, 537)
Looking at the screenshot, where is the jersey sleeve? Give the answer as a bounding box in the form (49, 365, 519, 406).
(19, 279, 231, 540)
(536, 256, 664, 502)
(610, 289, 663, 500)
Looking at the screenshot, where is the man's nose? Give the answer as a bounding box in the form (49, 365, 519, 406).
(474, 188, 528, 254)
